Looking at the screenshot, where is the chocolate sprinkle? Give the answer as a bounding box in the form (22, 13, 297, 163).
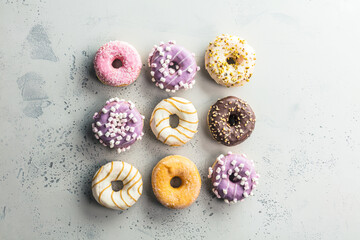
(207, 96, 256, 146)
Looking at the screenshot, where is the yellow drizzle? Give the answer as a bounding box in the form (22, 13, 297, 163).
(92, 162, 113, 188)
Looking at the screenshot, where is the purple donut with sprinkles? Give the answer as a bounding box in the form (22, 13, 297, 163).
(208, 152, 259, 204)
(92, 97, 144, 153)
(148, 40, 200, 92)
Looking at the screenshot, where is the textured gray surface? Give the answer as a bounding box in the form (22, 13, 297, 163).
(1, 0, 360, 239)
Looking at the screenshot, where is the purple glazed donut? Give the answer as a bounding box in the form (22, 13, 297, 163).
(92, 97, 144, 153)
(208, 152, 259, 204)
(148, 40, 200, 92)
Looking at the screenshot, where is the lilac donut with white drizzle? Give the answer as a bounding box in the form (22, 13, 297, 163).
(208, 152, 259, 204)
(92, 97, 144, 153)
(148, 40, 200, 92)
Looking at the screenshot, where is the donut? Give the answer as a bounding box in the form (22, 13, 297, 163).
(94, 41, 142, 87)
(150, 97, 198, 146)
(92, 97, 144, 153)
(208, 152, 259, 203)
(207, 96, 255, 146)
(92, 161, 143, 210)
(205, 34, 256, 87)
(151, 155, 201, 209)
(148, 40, 200, 92)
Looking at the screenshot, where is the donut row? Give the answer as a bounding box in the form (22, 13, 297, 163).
(92, 96, 255, 152)
(92, 153, 259, 210)
(94, 35, 256, 90)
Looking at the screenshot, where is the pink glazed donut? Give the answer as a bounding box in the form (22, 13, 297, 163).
(94, 41, 142, 87)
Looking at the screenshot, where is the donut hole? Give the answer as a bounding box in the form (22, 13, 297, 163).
(227, 55, 244, 65)
(229, 173, 241, 183)
(169, 114, 179, 128)
(111, 180, 124, 191)
(228, 114, 239, 126)
(112, 59, 123, 69)
(170, 176, 182, 188)
(169, 61, 180, 72)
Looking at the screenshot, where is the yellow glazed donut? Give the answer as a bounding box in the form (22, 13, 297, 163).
(92, 161, 143, 210)
(205, 34, 256, 87)
(150, 97, 198, 146)
(151, 155, 201, 209)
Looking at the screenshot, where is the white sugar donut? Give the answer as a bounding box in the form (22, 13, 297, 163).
(92, 161, 143, 210)
(150, 97, 198, 146)
(205, 34, 256, 87)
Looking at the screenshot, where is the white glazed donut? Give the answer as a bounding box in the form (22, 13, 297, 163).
(92, 161, 143, 210)
(205, 34, 256, 87)
(150, 97, 198, 146)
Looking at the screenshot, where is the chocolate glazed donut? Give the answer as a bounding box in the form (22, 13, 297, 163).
(207, 96, 255, 146)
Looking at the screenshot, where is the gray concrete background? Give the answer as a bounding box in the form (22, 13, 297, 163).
(1, 0, 360, 239)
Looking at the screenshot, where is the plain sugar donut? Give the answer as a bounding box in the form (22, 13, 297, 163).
(150, 97, 198, 146)
(151, 155, 201, 209)
(94, 41, 142, 87)
(205, 34, 256, 87)
(92, 161, 143, 210)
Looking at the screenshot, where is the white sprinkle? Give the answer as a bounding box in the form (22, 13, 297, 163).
(244, 185, 249, 190)
(160, 59, 164, 64)
(102, 108, 108, 114)
(159, 68, 165, 73)
(222, 174, 227, 179)
(224, 199, 229, 204)
(167, 55, 172, 59)
(231, 160, 236, 166)
(208, 167, 213, 178)
(151, 78, 156, 82)
(250, 192, 254, 196)
(165, 89, 170, 92)
(110, 133, 116, 138)
(159, 83, 164, 89)
(174, 85, 179, 90)
(97, 131, 103, 137)
(242, 177, 247, 181)
(221, 165, 225, 171)
(177, 70, 182, 75)
(108, 117, 113, 122)
(243, 192, 249, 198)
(123, 113, 127, 118)
(126, 135, 131, 142)
(126, 146, 130, 150)
(163, 71, 169, 77)
(234, 167, 240, 173)
(228, 169, 233, 175)
(223, 189, 227, 195)
(105, 132, 110, 137)
(150, 71, 155, 76)
(109, 139, 114, 145)
(171, 89, 176, 93)
(245, 170, 250, 176)
(169, 68, 175, 74)
(115, 141, 120, 145)
(239, 163, 245, 168)
(233, 198, 238, 203)
(165, 59, 170, 64)
(213, 182, 219, 187)
(92, 127, 98, 133)
(215, 175, 220, 180)
(165, 46, 171, 51)
(159, 52, 164, 56)
(157, 47, 162, 51)
(129, 127, 135, 133)
(187, 68, 193, 73)
(110, 107, 116, 112)
(151, 63, 157, 68)
(116, 136, 123, 141)
(216, 167, 221, 173)
(218, 159, 224, 165)
(228, 151, 233, 155)
(129, 113, 134, 119)
(125, 126, 130, 131)
(96, 121, 102, 127)
(117, 148, 122, 153)
(160, 77, 166, 82)
(240, 181, 245, 186)
(132, 118, 138, 123)
(94, 134, 99, 139)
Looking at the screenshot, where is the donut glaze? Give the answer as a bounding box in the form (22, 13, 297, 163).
(152, 155, 201, 209)
(208, 152, 259, 203)
(92, 97, 144, 153)
(207, 96, 255, 146)
(94, 41, 142, 87)
(148, 41, 200, 92)
(150, 97, 198, 146)
(92, 161, 143, 210)
(205, 34, 256, 87)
